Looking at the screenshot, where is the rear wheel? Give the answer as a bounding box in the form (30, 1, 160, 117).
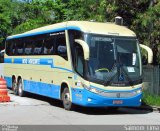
(62, 87, 74, 110)
(12, 79, 18, 95)
(18, 79, 25, 97)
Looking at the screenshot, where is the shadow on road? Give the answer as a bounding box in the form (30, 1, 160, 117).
(73, 106, 153, 115)
(10, 90, 153, 115)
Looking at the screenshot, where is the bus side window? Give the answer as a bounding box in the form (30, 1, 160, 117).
(68, 30, 83, 69)
(75, 45, 84, 76)
(55, 33, 68, 60)
(6, 40, 15, 56)
(43, 36, 55, 55)
(12, 44, 16, 55)
(24, 41, 33, 55)
(33, 40, 43, 55)
(16, 39, 24, 55)
(0, 52, 4, 63)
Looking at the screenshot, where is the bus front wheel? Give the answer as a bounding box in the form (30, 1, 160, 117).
(62, 87, 74, 110)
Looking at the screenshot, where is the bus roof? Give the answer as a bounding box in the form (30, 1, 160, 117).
(7, 21, 136, 40)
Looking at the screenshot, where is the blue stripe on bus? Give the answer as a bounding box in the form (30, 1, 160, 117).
(53, 66, 73, 72)
(4, 58, 73, 72)
(23, 80, 60, 99)
(7, 26, 81, 40)
(5, 76, 61, 99)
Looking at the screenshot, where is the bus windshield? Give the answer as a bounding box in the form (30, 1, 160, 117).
(86, 34, 142, 86)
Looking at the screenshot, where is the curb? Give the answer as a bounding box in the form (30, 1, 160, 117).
(151, 106, 160, 112)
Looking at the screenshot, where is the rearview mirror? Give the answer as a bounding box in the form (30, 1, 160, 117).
(140, 44, 153, 64)
(74, 39, 90, 60)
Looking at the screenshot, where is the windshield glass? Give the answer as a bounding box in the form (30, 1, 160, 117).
(86, 34, 142, 86)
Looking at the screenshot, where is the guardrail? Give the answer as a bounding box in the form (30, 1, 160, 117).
(143, 65, 160, 96)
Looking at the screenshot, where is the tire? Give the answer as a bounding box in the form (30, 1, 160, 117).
(12, 79, 18, 95)
(18, 79, 25, 97)
(62, 87, 74, 110)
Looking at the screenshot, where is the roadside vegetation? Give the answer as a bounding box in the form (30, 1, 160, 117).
(143, 91, 160, 106)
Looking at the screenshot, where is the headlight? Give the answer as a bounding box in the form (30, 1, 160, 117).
(83, 84, 103, 94)
(135, 88, 142, 94)
(90, 88, 103, 94)
(83, 83, 91, 90)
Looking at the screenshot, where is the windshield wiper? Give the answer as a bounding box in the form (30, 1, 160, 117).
(103, 64, 134, 87)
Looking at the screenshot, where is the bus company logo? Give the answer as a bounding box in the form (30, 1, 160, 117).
(116, 93, 120, 98)
(50, 32, 65, 36)
(22, 59, 27, 64)
(22, 59, 40, 65)
(28, 59, 40, 65)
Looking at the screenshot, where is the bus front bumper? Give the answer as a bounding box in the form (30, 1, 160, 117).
(71, 88, 142, 107)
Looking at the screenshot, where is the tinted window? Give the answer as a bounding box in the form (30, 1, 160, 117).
(43, 36, 55, 55)
(16, 39, 24, 55)
(55, 32, 68, 60)
(6, 40, 16, 56)
(75, 46, 84, 76)
(24, 40, 33, 55)
(6, 31, 67, 57)
(68, 30, 83, 69)
(0, 51, 4, 63)
(33, 39, 43, 55)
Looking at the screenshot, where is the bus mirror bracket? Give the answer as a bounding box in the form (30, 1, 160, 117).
(75, 39, 90, 60)
(140, 44, 153, 64)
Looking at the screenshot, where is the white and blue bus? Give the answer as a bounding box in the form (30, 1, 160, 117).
(4, 20, 152, 110)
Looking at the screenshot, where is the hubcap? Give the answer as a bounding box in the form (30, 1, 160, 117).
(64, 93, 70, 105)
(13, 82, 17, 92)
(12, 82, 16, 90)
(18, 83, 22, 94)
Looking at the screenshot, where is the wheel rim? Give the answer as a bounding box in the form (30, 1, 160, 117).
(63, 92, 70, 106)
(12, 81, 16, 91)
(13, 80, 18, 94)
(18, 82, 22, 94)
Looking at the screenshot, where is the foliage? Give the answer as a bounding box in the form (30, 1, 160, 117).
(132, 1, 160, 64)
(0, 0, 13, 43)
(143, 91, 160, 106)
(0, 0, 159, 64)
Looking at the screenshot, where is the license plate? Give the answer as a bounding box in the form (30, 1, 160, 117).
(113, 100, 123, 104)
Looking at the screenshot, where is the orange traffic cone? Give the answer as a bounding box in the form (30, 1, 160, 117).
(0, 78, 10, 102)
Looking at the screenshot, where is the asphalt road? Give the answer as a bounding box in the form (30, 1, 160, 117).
(0, 90, 160, 125)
